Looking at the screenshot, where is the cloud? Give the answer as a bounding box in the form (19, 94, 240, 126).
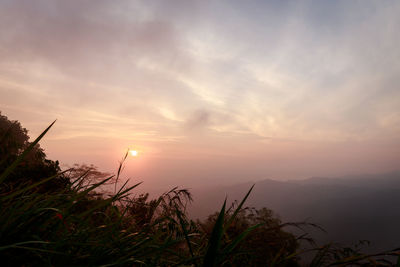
(0, 0, 188, 77)
(0, 0, 399, 146)
(184, 109, 211, 130)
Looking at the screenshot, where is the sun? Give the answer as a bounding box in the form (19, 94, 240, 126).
(130, 150, 138, 157)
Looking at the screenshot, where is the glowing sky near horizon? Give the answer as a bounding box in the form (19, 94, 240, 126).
(1, 0, 399, 190)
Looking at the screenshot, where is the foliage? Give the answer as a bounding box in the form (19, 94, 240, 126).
(0, 114, 399, 266)
(200, 206, 300, 266)
(0, 112, 68, 192)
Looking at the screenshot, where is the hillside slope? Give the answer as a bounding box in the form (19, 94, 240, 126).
(190, 171, 400, 252)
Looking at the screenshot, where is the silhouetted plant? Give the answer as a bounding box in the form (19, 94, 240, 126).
(1, 114, 400, 266)
(0, 112, 68, 193)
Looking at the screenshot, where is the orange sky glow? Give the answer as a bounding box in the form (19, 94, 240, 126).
(1, 1, 399, 192)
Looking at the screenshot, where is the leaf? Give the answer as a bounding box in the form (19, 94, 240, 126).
(224, 184, 254, 233)
(222, 222, 264, 255)
(0, 120, 56, 183)
(175, 205, 197, 267)
(203, 198, 226, 267)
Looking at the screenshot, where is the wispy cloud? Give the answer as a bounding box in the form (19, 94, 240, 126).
(0, 0, 399, 180)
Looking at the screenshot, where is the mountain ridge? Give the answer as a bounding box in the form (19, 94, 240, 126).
(190, 171, 400, 252)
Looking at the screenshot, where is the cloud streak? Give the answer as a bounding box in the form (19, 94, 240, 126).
(0, 0, 399, 181)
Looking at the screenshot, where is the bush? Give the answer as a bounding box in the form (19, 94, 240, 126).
(0, 112, 68, 192)
(1, 114, 399, 266)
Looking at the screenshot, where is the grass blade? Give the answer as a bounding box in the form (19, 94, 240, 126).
(0, 120, 56, 183)
(175, 205, 197, 267)
(222, 223, 264, 255)
(224, 184, 254, 232)
(203, 198, 226, 267)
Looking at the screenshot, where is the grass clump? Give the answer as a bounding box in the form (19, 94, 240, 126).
(1, 114, 400, 266)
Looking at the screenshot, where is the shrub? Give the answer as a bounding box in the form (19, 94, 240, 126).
(1, 114, 399, 266)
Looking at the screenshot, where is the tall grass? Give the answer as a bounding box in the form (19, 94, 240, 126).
(1, 121, 399, 266)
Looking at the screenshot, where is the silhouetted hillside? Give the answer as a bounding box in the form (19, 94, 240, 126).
(190, 171, 400, 252)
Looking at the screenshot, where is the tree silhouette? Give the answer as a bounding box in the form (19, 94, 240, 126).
(0, 112, 68, 192)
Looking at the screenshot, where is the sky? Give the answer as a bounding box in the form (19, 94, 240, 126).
(1, 0, 399, 191)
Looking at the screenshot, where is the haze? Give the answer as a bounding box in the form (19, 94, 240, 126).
(1, 0, 399, 192)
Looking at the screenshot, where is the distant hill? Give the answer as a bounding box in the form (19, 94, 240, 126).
(189, 171, 400, 252)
